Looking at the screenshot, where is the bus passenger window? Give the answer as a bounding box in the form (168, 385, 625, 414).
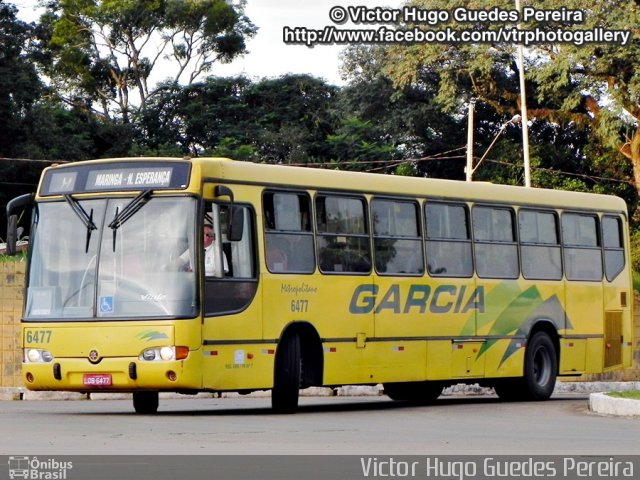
(372, 199, 423, 275)
(263, 192, 314, 273)
(425, 203, 472, 277)
(473, 206, 518, 279)
(519, 210, 562, 280)
(603, 216, 625, 281)
(316, 195, 371, 274)
(562, 213, 602, 281)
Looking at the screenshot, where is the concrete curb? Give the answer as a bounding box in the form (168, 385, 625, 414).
(589, 392, 640, 418)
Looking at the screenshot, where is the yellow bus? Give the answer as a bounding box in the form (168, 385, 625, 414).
(7, 157, 634, 413)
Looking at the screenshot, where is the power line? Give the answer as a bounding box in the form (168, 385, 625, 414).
(0, 152, 632, 187)
(483, 159, 634, 186)
(0, 156, 69, 164)
(0, 181, 38, 187)
(293, 146, 633, 187)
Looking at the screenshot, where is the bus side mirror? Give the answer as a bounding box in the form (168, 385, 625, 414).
(227, 206, 244, 242)
(5, 193, 33, 256)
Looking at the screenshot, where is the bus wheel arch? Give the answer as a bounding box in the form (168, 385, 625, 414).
(494, 321, 559, 402)
(522, 322, 559, 400)
(272, 322, 323, 413)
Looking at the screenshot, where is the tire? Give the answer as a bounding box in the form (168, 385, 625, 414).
(495, 332, 557, 402)
(383, 381, 443, 403)
(493, 380, 526, 401)
(272, 333, 301, 413)
(522, 331, 557, 400)
(133, 391, 159, 414)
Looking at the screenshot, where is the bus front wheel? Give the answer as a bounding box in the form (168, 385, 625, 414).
(133, 391, 159, 414)
(272, 333, 301, 413)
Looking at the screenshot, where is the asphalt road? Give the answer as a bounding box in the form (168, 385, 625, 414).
(1, 393, 638, 456)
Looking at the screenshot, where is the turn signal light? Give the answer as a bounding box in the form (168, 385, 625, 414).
(175, 346, 189, 360)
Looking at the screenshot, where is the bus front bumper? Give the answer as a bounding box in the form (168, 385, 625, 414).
(22, 354, 202, 392)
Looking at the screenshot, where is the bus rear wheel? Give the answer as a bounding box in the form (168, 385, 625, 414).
(272, 333, 301, 413)
(383, 381, 443, 403)
(522, 331, 557, 400)
(133, 391, 159, 414)
(495, 331, 557, 402)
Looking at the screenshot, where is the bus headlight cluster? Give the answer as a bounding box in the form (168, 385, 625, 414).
(24, 348, 54, 363)
(139, 346, 189, 362)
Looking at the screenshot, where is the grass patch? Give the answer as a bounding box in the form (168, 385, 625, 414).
(0, 252, 27, 263)
(607, 390, 640, 400)
(634, 271, 640, 293)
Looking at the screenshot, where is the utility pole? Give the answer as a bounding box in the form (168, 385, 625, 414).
(466, 99, 476, 182)
(515, 0, 531, 187)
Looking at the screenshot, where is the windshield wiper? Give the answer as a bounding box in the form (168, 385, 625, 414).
(108, 190, 153, 251)
(64, 195, 97, 253)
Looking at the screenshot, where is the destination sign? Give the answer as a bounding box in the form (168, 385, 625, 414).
(87, 168, 173, 190)
(40, 161, 191, 196)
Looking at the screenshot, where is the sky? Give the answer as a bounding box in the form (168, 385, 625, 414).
(214, 0, 401, 84)
(13, 0, 402, 86)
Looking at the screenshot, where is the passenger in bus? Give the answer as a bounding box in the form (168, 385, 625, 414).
(266, 241, 288, 272)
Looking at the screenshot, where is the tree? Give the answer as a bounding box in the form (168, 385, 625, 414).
(137, 76, 253, 155)
(325, 116, 396, 170)
(15, 102, 134, 160)
(0, 2, 42, 156)
(376, 0, 640, 192)
(0, 2, 46, 238)
(242, 74, 339, 164)
(38, 0, 256, 122)
(136, 74, 339, 163)
(336, 64, 468, 177)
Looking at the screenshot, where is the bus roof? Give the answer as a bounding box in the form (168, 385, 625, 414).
(41, 157, 628, 214)
(194, 157, 627, 214)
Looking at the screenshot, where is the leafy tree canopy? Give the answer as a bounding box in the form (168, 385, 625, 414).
(37, 0, 256, 122)
(0, 2, 43, 156)
(375, 0, 640, 190)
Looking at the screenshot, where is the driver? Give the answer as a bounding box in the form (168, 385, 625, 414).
(177, 223, 229, 275)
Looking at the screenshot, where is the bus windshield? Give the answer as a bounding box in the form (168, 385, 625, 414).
(25, 196, 197, 320)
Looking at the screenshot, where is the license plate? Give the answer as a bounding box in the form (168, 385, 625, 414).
(83, 373, 112, 386)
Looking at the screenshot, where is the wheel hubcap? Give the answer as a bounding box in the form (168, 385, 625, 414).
(533, 347, 551, 386)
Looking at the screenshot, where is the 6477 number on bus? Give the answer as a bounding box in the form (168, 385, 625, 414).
(291, 300, 309, 313)
(25, 330, 52, 344)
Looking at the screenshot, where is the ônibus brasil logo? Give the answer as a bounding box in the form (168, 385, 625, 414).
(8, 456, 73, 480)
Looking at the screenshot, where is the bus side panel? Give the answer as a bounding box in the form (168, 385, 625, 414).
(374, 276, 476, 382)
(201, 283, 267, 390)
(200, 343, 276, 391)
(481, 339, 525, 379)
(477, 280, 565, 379)
(603, 269, 634, 371)
(262, 272, 376, 386)
(565, 282, 604, 373)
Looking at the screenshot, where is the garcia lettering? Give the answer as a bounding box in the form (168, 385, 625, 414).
(349, 284, 484, 315)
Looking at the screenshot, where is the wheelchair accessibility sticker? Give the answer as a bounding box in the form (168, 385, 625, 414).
(99, 296, 114, 313)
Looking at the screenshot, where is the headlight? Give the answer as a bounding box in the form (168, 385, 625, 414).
(160, 346, 174, 361)
(24, 348, 54, 363)
(140, 346, 175, 361)
(142, 349, 157, 361)
(139, 346, 188, 362)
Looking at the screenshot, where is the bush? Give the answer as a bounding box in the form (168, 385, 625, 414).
(631, 229, 640, 274)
